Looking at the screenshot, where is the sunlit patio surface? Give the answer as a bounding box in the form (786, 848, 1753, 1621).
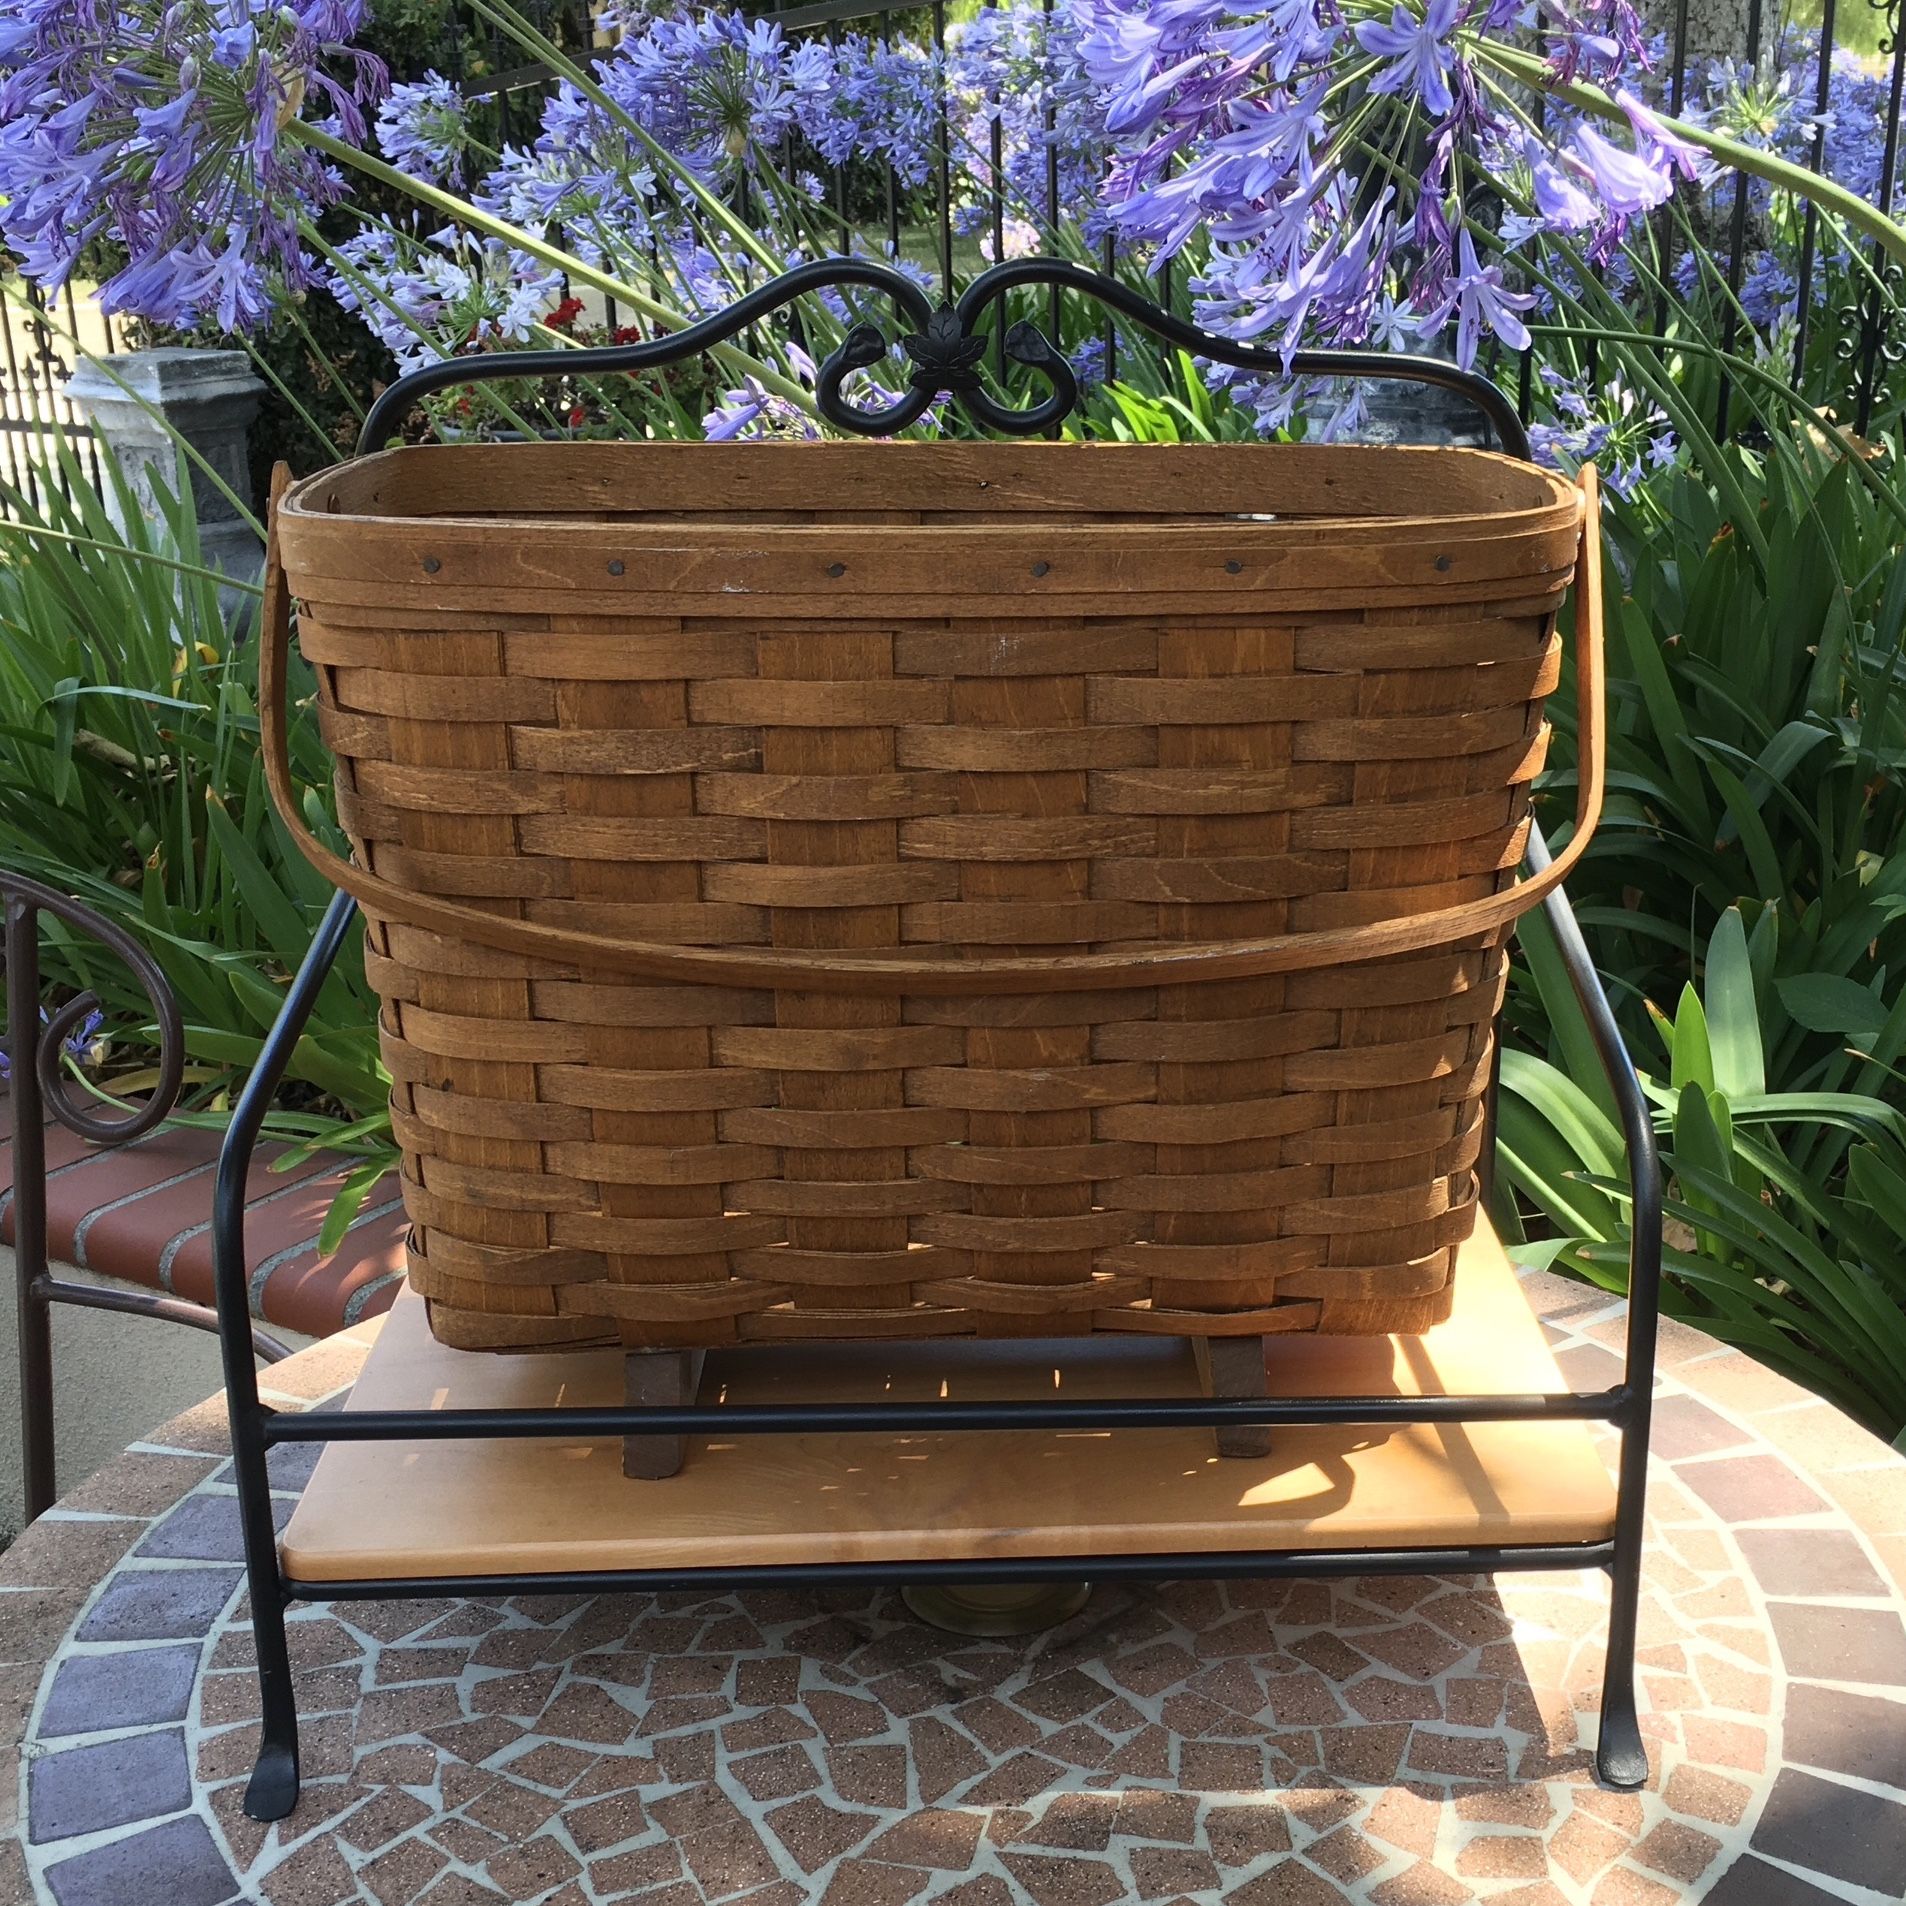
(8, 1261, 1905, 1906)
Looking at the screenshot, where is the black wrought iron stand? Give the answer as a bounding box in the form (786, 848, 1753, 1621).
(210, 260, 1664, 1823)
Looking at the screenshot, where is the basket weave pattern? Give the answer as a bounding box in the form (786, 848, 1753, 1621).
(272, 443, 1587, 1352)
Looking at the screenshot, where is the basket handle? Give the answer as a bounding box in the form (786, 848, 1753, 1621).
(261, 464, 1604, 997)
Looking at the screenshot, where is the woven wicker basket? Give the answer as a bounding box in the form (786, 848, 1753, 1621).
(263, 442, 1603, 1355)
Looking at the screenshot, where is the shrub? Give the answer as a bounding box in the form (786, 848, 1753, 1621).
(0, 452, 394, 1244)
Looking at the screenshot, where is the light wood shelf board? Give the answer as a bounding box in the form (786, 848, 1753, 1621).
(282, 1217, 1616, 1582)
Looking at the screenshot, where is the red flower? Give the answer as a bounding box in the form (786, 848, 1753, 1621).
(549, 296, 586, 331)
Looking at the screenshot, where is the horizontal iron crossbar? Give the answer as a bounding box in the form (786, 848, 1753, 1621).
(283, 1542, 1620, 1605)
(36, 1275, 292, 1363)
(260, 1387, 1631, 1444)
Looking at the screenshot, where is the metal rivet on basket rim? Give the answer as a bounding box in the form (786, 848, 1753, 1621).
(608, 559, 625, 576)
(1225, 559, 1243, 575)
(422, 556, 441, 574)
(1031, 560, 1051, 577)
(826, 562, 846, 578)
(1434, 554, 1453, 572)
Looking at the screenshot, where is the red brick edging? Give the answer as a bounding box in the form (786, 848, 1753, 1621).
(0, 1116, 404, 1339)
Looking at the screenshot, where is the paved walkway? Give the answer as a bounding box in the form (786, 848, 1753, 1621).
(6, 1271, 1906, 1905)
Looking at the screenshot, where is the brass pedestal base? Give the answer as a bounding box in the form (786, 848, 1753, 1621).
(901, 1581, 1092, 1637)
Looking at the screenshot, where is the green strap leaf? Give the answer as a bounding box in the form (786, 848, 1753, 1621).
(1704, 907, 1766, 1099)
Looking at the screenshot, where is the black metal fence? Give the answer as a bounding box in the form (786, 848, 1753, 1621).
(419, 0, 1906, 435)
(0, 281, 130, 520)
(425, 0, 601, 145)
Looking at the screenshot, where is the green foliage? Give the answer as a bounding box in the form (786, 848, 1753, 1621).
(0, 447, 393, 1189)
(1526, 438, 1906, 1029)
(1501, 903, 1906, 1442)
(235, 287, 395, 498)
(1071, 351, 1230, 443)
(1500, 443, 1906, 1442)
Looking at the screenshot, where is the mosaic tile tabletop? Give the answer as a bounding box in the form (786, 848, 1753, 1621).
(6, 1269, 1906, 1906)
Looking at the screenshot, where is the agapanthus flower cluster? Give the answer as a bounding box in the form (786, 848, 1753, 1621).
(1660, 32, 1899, 339)
(476, 80, 659, 270)
(330, 223, 562, 373)
(375, 70, 475, 188)
(18, 0, 1900, 444)
(343, 12, 959, 420)
(948, 6, 1109, 246)
(1527, 368, 1678, 494)
(805, 34, 942, 188)
(601, 10, 833, 181)
(0, 0, 386, 327)
(1068, 0, 1697, 368)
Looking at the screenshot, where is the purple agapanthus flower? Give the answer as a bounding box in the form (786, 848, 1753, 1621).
(951, 6, 1108, 246)
(1075, 3, 1211, 135)
(806, 33, 941, 185)
(377, 70, 473, 187)
(1529, 366, 1673, 486)
(603, 10, 833, 180)
(1569, 121, 1673, 215)
(0, 0, 386, 328)
(0, 1005, 106, 1084)
(1354, 0, 1465, 121)
(0, 0, 1715, 445)
(1614, 86, 1707, 183)
(182, 226, 273, 331)
(327, 223, 562, 372)
(1073, 0, 1681, 430)
(1525, 136, 1600, 229)
(1416, 227, 1535, 367)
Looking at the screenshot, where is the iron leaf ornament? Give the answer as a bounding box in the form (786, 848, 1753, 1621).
(819, 299, 1077, 436)
(902, 308, 990, 389)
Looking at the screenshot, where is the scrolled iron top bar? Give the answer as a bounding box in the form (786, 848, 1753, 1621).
(1, 869, 185, 1147)
(355, 255, 1533, 461)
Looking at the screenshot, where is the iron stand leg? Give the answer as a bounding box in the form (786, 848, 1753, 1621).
(1596, 1575, 1647, 1788)
(1595, 1395, 1653, 1789)
(7, 895, 56, 1523)
(1531, 842, 1663, 1792)
(214, 889, 358, 1821)
(236, 1450, 301, 1822)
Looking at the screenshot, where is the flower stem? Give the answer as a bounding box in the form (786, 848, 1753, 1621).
(1473, 41, 1906, 268)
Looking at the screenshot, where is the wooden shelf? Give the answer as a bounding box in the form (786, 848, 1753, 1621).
(282, 1218, 1615, 1584)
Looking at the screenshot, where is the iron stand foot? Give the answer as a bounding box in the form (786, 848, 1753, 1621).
(1594, 1693, 1649, 1790)
(244, 1738, 301, 1821)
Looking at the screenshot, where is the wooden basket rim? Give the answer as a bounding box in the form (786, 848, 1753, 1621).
(282, 439, 1579, 540)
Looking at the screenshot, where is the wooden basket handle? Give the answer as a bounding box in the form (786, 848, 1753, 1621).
(261, 463, 1605, 997)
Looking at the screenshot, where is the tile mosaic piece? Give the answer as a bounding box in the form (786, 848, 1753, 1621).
(72, 1566, 243, 1643)
(28, 1729, 193, 1840)
(9, 1268, 1906, 1905)
(37, 1642, 200, 1737)
(40, 1814, 239, 1906)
